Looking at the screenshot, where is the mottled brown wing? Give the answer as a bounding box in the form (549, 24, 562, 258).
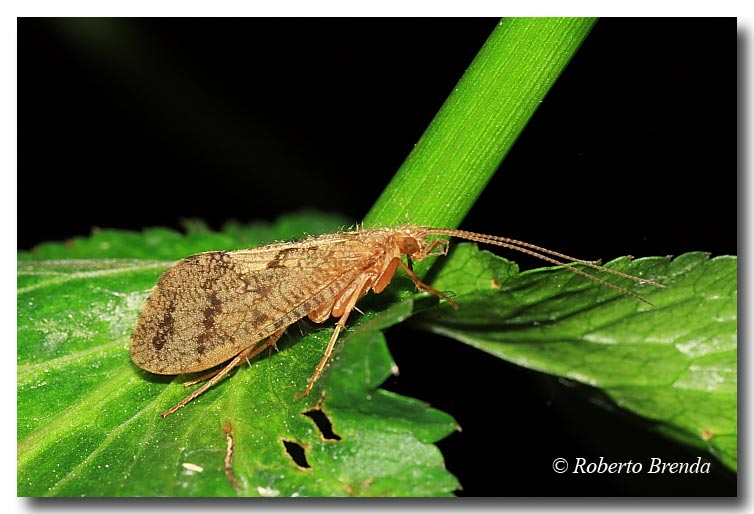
(130, 235, 379, 374)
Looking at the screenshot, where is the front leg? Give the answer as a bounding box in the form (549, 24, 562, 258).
(395, 258, 457, 308)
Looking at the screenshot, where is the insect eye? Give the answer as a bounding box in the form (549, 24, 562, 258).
(399, 236, 420, 255)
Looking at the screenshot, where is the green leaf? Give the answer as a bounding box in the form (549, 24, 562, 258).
(415, 244, 737, 470)
(17, 215, 459, 497)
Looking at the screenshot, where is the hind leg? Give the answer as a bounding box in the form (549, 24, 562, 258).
(162, 327, 288, 417)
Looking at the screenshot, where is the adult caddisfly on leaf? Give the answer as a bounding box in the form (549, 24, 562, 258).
(129, 226, 664, 417)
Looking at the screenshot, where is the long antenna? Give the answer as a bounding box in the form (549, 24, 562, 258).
(426, 228, 665, 306)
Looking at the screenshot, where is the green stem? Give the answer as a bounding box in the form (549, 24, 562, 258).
(363, 17, 597, 232)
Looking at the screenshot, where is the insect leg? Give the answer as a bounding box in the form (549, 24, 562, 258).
(395, 259, 458, 308)
(297, 274, 372, 398)
(162, 327, 288, 417)
(423, 237, 449, 258)
(182, 368, 227, 388)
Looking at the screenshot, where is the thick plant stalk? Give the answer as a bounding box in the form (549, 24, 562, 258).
(364, 17, 597, 240)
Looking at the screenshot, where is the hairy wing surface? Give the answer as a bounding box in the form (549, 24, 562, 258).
(130, 237, 379, 374)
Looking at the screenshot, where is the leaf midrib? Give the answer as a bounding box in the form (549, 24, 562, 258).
(17, 260, 173, 295)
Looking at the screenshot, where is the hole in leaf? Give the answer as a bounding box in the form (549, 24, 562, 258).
(282, 440, 311, 469)
(304, 408, 342, 440)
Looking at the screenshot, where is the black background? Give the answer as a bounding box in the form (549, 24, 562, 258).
(18, 18, 736, 495)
